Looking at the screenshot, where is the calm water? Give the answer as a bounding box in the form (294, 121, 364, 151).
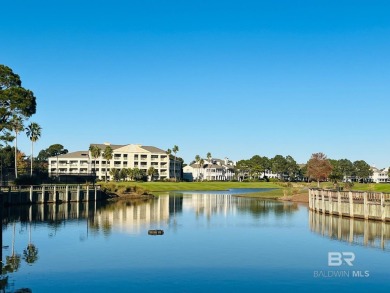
(1, 188, 390, 292)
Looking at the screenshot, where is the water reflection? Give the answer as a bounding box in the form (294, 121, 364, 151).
(1, 193, 299, 236)
(309, 210, 390, 251)
(178, 192, 299, 219)
(0, 193, 300, 291)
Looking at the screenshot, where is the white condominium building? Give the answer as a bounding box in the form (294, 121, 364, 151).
(48, 143, 182, 181)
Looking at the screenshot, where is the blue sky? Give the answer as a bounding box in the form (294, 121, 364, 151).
(1, 0, 390, 166)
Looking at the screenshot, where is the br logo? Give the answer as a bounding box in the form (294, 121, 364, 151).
(328, 252, 355, 267)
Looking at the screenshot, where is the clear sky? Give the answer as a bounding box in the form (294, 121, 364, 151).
(1, 0, 390, 166)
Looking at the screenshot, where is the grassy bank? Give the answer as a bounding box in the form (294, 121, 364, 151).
(307, 182, 390, 192)
(99, 181, 310, 200)
(100, 181, 279, 192)
(99, 181, 390, 200)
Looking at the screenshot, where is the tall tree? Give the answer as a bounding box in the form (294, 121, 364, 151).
(285, 155, 299, 180)
(236, 159, 250, 180)
(25, 122, 41, 176)
(0, 65, 37, 142)
(338, 159, 355, 181)
(260, 156, 271, 179)
(37, 144, 68, 177)
(306, 152, 333, 187)
(37, 144, 68, 161)
(172, 145, 179, 181)
(166, 148, 172, 179)
(9, 115, 24, 178)
(199, 158, 204, 181)
(353, 160, 373, 182)
(271, 155, 287, 180)
(328, 159, 343, 183)
(207, 152, 212, 163)
(89, 145, 101, 180)
(250, 155, 263, 179)
(195, 155, 200, 181)
(102, 146, 113, 182)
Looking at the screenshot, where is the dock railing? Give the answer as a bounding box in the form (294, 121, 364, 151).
(0, 184, 102, 205)
(309, 188, 390, 222)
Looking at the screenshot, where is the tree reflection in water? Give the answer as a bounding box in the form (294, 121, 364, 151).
(23, 222, 38, 265)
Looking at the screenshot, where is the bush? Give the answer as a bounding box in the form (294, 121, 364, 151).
(344, 182, 354, 190)
(14, 175, 42, 185)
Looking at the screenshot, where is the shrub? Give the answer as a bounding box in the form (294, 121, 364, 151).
(14, 175, 42, 185)
(344, 182, 354, 190)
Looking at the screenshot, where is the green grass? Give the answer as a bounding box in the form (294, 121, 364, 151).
(99, 181, 390, 198)
(100, 181, 279, 192)
(307, 182, 390, 192)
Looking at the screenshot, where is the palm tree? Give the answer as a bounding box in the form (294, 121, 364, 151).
(206, 152, 212, 180)
(25, 122, 42, 176)
(4, 222, 21, 274)
(199, 158, 205, 181)
(10, 115, 24, 179)
(148, 166, 156, 182)
(23, 222, 38, 265)
(166, 149, 172, 180)
(89, 145, 101, 180)
(102, 146, 113, 182)
(195, 155, 200, 181)
(127, 168, 134, 181)
(172, 145, 179, 181)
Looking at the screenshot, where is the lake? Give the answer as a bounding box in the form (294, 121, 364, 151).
(1, 188, 390, 292)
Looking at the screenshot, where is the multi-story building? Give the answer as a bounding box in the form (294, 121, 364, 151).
(370, 166, 390, 183)
(48, 151, 91, 177)
(183, 158, 235, 181)
(48, 143, 182, 181)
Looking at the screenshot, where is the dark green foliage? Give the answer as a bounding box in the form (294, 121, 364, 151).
(0, 65, 36, 142)
(353, 160, 373, 181)
(271, 155, 287, 178)
(23, 244, 39, 265)
(37, 144, 68, 162)
(14, 175, 42, 185)
(328, 159, 344, 183)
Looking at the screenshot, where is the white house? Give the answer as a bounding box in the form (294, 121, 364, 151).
(48, 143, 182, 181)
(369, 166, 390, 183)
(183, 158, 235, 181)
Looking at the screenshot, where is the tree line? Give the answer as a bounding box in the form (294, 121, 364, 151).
(236, 153, 374, 185)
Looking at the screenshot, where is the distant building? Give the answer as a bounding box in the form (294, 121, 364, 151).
(370, 166, 389, 183)
(183, 158, 235, 181)
(48, 143, 182, 181)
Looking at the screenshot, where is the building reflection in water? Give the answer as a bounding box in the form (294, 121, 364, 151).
(1, 193, 299, 238)
(309, 210, 390, 251)
(178, 192, 298, 219)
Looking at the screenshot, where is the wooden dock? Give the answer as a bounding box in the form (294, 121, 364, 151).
(309, 188, 390, 222)
(0, 185, 103, 205)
